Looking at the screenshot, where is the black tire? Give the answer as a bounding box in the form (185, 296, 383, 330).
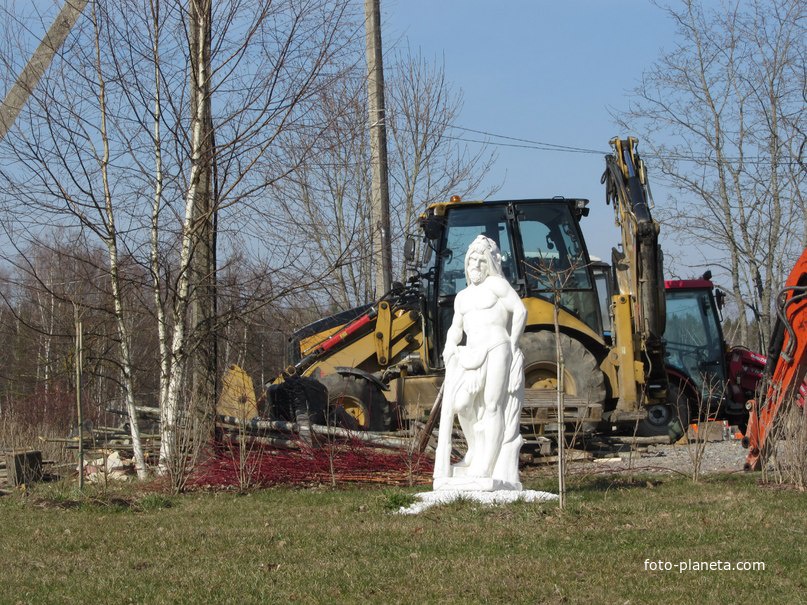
(519, 331, 607, 405)
(635, 381, 691, 440)
(319, 373, 393, 431)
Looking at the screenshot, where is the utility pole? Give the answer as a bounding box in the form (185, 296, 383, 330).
(0, 0, 88, 141)
(364, 0, 393, 297)
(188, 0, 217, 437)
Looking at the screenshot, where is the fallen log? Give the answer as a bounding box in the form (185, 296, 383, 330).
(310, 424, 417, 450)
(216, 415, 298, 434)
(533, 450, 593, 465)
(127, 405, 431, 453)
(222, 432, 300, 450)
(135, 405, 161, 418)
(607, 435, 672, 446)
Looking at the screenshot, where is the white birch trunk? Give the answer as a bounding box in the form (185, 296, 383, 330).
(159, 1, 209, 470)
(159, 170, 201, 470)
(91, 0, 146, 479)
(149, 0, 171, 456)
(108, 257, 148, 480)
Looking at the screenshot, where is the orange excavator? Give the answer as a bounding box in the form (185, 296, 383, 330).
(743, 247, 807, 471)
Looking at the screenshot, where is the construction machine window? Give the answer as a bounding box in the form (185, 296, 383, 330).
(591, 261, 613, 338)
(665, 290, 727, 402)
(517, 206, 589, 288)
(430, 206, 516, 367)
(437, 207, 516, 296)
(516, 204, 600, 333)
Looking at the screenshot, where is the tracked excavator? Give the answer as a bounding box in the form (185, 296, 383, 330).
(743, 248, 807, 471)
(258, 137, 679, 444)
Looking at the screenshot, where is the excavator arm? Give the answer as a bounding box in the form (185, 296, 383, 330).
(602, 137, 668, 416)
(743, 248, 807, 471)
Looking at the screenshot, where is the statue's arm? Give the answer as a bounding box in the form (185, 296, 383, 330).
(504, 287, 527, 393)
(443, 294, 465, 364)
(511, 293, 527, 349)
(499, 281, 527, 351)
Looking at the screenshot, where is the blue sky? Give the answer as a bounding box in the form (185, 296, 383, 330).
(384, 0, 688, 269)
(5, 0, 704, 273)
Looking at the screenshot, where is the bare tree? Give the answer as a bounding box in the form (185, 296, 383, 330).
(275, 48, 498, 312)
(0, 0, 361, 482)
(88, 0, 147, 477)
(614, 0, 805, 347)
(271, 74, 375, 311)
(386, 47, 498, 275)
(125, 0, 361, 479)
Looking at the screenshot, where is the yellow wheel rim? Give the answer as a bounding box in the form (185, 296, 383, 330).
(336, 396, 367, 427)
(525, 362, 578, 394)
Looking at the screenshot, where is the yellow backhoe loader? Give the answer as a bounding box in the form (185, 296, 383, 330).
(253, 137, 676, 445)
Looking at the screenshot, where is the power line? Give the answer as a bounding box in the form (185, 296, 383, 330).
(443, 125, 803, 166)
(447, 125, 605, 155)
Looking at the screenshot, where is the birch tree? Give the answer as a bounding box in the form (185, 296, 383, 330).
(1, 0, 360, 482)
(89, 0, 147, 479)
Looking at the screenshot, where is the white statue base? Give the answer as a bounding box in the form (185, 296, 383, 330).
(433, 476, 522, 492)
(397, 488, 558, 515)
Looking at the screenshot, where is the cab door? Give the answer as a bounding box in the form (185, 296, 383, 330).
(431, 205, 517, 367)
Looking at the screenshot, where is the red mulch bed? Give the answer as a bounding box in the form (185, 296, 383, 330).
(187, 438, 434, 489)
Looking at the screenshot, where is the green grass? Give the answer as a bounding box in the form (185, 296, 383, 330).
(1, 473, 805, 604)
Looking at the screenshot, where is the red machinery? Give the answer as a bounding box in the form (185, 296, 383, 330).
(660, 278, 765, 431)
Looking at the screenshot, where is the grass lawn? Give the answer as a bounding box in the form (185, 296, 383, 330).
(0, 472, 804, 604)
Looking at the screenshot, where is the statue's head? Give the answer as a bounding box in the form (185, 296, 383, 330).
(465, 235, 504, 286)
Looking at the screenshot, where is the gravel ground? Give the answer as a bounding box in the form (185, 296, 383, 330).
(522, 437, 753, 480)
(584, 438, 750, 476)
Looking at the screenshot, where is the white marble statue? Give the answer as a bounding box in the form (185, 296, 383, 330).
(433, 234, 528, 491)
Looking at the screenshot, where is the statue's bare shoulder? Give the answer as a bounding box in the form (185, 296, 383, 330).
(484, 275, 514, 295)
(485, 275, 521, 304)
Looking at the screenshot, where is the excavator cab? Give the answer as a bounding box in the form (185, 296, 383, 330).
(664, 280, 729, 413)
(418, 198, 604, 371)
